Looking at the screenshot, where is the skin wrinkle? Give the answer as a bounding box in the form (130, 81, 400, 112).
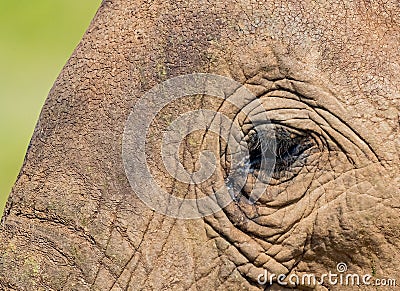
(203, 222, 281, 282)
(260, 105, 377, 166)
(230, 78, 375, 171)
(207, 81, 388, 285)
(214, 75, 370, 224)
(0, 0, 399, 290)
(265, 83, 381, 162)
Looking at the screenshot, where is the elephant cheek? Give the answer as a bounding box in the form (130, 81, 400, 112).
(305, 168, 400, 279)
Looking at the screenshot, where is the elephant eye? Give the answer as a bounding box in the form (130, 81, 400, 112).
(247, 127, 315, 176)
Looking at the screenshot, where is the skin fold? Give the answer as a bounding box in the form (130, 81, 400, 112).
(1, 0, 399, 290)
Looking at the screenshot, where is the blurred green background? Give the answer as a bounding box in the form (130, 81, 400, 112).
(0, 0, 102, 214)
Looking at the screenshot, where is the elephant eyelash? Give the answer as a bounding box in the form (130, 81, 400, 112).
(247, 127, 315, 175)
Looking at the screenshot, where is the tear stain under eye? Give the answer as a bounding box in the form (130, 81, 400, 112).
(224, 126, 275, 202)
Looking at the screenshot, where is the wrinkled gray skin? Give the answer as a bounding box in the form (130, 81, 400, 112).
(1, 0, 400, 290)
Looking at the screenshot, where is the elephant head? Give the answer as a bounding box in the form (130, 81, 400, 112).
(1, 0, 399, 290)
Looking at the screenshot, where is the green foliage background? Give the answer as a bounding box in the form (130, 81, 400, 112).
(0, 0, 102, 214)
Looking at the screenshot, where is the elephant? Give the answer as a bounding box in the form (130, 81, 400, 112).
(1, 0, 399, 290)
